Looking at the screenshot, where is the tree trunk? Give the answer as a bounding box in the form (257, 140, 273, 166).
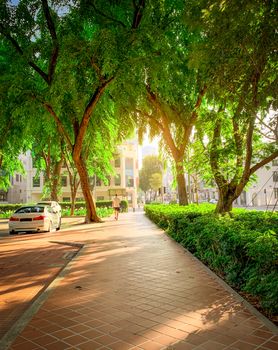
(215, 186, 236, 214)
(175, 161, 188, 206)
(73, 155, 101, 223)
(50, 159, 63, 201)
(70, 193, 76, 216)
(70, 189, 77, 216)
(70, 175, 79, 216)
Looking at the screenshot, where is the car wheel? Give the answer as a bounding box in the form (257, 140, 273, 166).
(9, 230, 17, 235)
(56, 218, 61, 231)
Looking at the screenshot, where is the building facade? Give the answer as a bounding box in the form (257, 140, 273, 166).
(3, 139, 139, 208)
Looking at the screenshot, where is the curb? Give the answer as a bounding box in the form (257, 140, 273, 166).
(0, 242, 85, 350)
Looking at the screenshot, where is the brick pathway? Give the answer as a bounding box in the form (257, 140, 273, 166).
(3, 212, 278, 350)
(0, 233, 80, 341)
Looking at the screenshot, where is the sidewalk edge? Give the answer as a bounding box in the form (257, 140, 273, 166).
(0, 243, 85, 350)
(145, 215, 278, 335)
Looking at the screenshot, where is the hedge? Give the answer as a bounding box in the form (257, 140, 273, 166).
(0, 199, 129, 216)
(144, 204, 278, 316)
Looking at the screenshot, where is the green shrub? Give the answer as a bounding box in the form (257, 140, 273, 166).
(144, 204, 278, 316)
(59, 200, 113, 209)
(120, 200, 128, 212)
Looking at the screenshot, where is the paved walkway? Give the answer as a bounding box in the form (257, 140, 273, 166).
(2, 212, 277, 350)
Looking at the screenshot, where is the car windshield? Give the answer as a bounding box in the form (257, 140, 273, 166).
(15, 206, 44, 214)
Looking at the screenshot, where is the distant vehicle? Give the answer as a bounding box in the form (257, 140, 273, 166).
(209, 199, 218, 204)
(9, 205, 60, 235)
(37, 201, 61, 230)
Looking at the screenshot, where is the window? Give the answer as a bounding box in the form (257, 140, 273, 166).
(272, 159, 278, 166)
(125, 158, 133, 170)
(97, 196, 104, 200)
(61, 176, 67, 187)
(274, 188, 278, 199)
(114, 158, 121, 168)
(0, 191, 7, 202)
(126, 176, 134, 187)
(115, 174, 121, 186)
(16, 174, 19, 182)
(20, 175, 22, 182)
(273, 171, 278, 182)
(96, 177, 102, 186)
(33, 177, 40, 187)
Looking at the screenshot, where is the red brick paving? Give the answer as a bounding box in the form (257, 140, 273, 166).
(0, 212, 277, 349)
(0, 232, 79, 340)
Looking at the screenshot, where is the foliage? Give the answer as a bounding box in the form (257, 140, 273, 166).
(139, 155, 163, 192)
(185, 0, 278, 213)
(119, 199, 128, 213)
(0, 200, 128, 216)
(144, 204, 278, 315)
(149, 172, 162, 192)
(62, 207, 113, 218)
(0, 0, 138, 222)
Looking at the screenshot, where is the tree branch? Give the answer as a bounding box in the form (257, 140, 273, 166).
(42, 102, 73, 149)
(41, 0, 59, 84)
(180, 85, 207, 154)
(132, 0, 145, 29)
(250, 150, 278, 175)
(146, 86, 180, 159)
(0, 24, 50, 84)
(91, 1, 126, 28)
(209, 118, 226, 187)
(73, 77, 114, 161)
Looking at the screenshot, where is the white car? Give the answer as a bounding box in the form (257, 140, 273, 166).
(37, 201, 61, 230)
(209, 198, 218, 204)
(9, 205, 60, 235)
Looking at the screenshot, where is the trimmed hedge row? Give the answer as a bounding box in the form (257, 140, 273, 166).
(144, 204, 278, 316)
(0, 199, 129, 215)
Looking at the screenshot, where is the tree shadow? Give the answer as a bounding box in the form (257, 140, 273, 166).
(2, 212, 276, 349)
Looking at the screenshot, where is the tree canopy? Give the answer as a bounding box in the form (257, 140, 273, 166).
(1, 0, 277, 216)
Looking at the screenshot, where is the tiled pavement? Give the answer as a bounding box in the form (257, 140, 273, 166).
(0, 234, 80, 341)
(2, 212, 278, 350)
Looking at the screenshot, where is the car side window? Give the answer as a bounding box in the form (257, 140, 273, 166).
(47, 207, 54, 214)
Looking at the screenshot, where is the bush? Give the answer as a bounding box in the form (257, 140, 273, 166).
(144, 204, 278, 316)
(0, 200, 128, 218)
(59, 200, 113, 209)
(120, 199, 128, 212)
(62, 207, 113, 218)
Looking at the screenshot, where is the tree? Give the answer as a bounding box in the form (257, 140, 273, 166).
(139, 155, 162, 196)
(149, 172, 162, 200)
(0, 42, 32, 190)
(113, 2, 206, 205)
(187, 0, 278, 214)
(0, 0, 143, 222)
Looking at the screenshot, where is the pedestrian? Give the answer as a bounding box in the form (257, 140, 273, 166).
(112, 194, 121, 220)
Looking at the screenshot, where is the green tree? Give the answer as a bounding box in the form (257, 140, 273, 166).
(113, 1, 206, 205)
(139, 155, 162, 195)
(187, 0, 278, 213)
(0, 0, 142, 222)
(149, 172, 162, 200)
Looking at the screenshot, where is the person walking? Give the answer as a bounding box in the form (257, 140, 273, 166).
(112, 194, 121, 220)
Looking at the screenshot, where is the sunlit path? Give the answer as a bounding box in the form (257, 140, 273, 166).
(4, 212, 278, 349)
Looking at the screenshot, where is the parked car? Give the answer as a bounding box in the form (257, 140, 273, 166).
(37, 201, 61, 230)
(209, 198, 218, 204)
(9, 205, 60, 235)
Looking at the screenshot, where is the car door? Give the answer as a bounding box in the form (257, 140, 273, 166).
(47, 207, 58, 229)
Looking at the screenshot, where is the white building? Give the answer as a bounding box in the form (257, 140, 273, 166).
(237, 159, 278, 207)
(3, 139, 139, 208)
